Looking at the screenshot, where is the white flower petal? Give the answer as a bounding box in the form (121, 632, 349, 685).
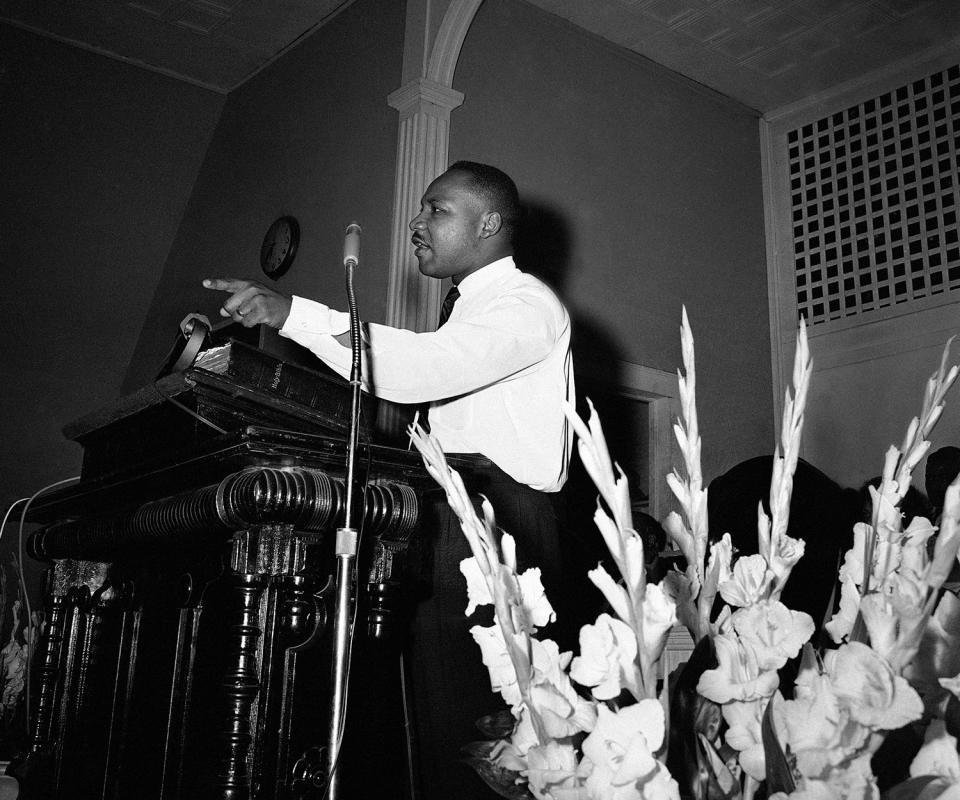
(459, 557, 492, 616)
(588, 564, 631, 621)
(909, 719, 960, 781)
(469, 624, 522, 709)
(517, 567, 557, 629)
(719, 554, 771, 607)
(501, 531, 517, 571)
(642, 582, 677, 659)
(570, 613, 636, 700)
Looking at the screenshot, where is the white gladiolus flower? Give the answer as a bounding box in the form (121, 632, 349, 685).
(410, 312, 960, 800)
(731, 601, 814, 671)
(461, 556, 554, 628)
(719, 553, 772, 608)
(899, 516, 937, 575)
(469, 624, 523, 710)
(581, 702, 679, 800)
(641, 582, 677, 658)
(516, 566, 557, 630)
(940, 671, 960, 698)
(460, 556, 491, 616)
(722, 699, 766, 781)
(769, 532, 806, 590)
(909, 720, 960, 783)
(524, 741, 585, 800)
(570, 614, 637, 700)
(858, 593, 899, 662)
(586, 563, 631, 622)
(697, 633, 780, 704)
(825, 575, 860, 644)
(827, 642, 923, 731)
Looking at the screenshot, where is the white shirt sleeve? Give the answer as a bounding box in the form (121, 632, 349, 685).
(279, 291, 559, 405)
(281, 295, 352, 336)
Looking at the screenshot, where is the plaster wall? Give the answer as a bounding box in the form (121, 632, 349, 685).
(451, 0, 773, 483)
(0, 25, 224, 508)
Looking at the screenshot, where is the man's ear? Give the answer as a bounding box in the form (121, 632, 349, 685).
(480, 211, 502, 238)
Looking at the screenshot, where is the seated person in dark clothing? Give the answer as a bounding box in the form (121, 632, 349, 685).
(925, 445, 960, 522)
(923, 446, 960, 588)
(707, 455, 861, 642)
(708, 457, 930, 789)
(634, 510, 668, 583)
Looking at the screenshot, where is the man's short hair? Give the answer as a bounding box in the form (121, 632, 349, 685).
(448, 160, 522, 243)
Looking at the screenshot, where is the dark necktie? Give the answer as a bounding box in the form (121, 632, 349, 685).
(421, 285, 460, 433)
(437, 286, 460, 329)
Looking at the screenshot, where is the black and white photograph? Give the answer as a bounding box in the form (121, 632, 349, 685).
(2, 1, 960, 798)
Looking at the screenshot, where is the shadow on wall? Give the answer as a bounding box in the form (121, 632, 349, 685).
(517, 200, 625, 380)
(514, 197, 628, 391)
(515, 199, 634, 639)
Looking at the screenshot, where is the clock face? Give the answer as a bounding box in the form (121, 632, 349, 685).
(260, 216, 300, 279)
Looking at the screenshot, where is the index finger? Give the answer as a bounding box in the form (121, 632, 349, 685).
(202, 278, 248, 292)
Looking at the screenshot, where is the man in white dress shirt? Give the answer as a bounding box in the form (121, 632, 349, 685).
(205, 161, 574, 799)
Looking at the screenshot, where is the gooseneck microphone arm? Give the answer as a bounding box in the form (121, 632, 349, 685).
(326, 222, 363, 800)
(342, 222, 363, 531)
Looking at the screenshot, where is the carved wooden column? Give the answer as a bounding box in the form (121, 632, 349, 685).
(216, 569, 268, 800)
(30, 594, 67, 758)
(22, 561, 113, 799)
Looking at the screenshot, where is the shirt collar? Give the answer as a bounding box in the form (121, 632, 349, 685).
(455, 256, 516, 298)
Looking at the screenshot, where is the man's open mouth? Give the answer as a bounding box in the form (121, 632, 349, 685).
(411, 235, 430, 253)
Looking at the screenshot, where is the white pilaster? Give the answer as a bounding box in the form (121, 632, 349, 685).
(385, 79, 464, 332)
(384, 0, 482, 333)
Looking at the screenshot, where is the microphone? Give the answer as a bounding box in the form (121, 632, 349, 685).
(343, 223, 362, 267)
(330, 221, 365, 790)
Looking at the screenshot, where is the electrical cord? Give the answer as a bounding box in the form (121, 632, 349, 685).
(399, 652, 419, 800)
(8, 475, 81, 740)
(0, 499, 29, 549)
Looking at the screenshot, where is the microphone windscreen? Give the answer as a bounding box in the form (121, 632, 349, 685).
(343, 223, 362, 267)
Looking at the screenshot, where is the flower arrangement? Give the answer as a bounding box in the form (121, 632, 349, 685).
(0, 560, 43, 756)
(409, 307, 960, 800)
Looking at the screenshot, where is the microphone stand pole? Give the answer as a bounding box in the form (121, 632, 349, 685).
(326, 226, 363, 799)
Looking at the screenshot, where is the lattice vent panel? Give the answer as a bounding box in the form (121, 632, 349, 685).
(788, 64, 960, 327)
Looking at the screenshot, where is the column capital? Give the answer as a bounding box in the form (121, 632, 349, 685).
(388, 78, 465, 118)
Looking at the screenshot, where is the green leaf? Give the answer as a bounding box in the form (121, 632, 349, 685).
(460, 740, 531, 799)
(696, 733, 742, 800)
(944, 693, 960, 739)
(762, 692, 796, 794)
(665, 637, 751, 798)
(881, 775, 950, 800)
(476, 708, 516, 740)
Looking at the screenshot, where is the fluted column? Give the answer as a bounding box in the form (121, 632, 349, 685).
(384, 0, 483, 334)
(385, 79, 464, 333)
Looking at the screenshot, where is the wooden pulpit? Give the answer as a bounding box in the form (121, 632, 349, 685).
(14, 337, 484, 800)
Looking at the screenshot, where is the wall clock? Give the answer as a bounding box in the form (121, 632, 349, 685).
(260, 215, 300, 279)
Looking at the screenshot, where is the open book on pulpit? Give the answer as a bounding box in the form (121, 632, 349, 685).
(65, 322, 380, 483)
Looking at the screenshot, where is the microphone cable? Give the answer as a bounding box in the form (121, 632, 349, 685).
(2, 475, 81, 739)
